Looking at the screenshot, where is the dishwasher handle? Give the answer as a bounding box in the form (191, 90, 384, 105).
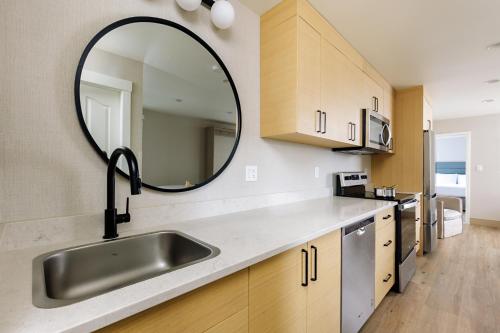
(356, 227, 366, 236)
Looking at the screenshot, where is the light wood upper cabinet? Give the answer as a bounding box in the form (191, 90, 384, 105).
(321, 38, 361, 145)
(297, 18, 321, 138)
(261, 0, 393, 149)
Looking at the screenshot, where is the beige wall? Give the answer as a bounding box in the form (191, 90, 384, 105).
(142, 109, 234, 186)
(434, 114, 500, 221)
(0, 0, 370, 225)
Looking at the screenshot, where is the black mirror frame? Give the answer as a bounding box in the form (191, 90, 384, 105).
(74, 16, 242, 193)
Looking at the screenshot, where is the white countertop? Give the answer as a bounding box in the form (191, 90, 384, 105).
(0, 196, 396, 333)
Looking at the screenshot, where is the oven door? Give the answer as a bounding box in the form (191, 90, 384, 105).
(365, 110, 391, 151)
(398, 199, 417, 262)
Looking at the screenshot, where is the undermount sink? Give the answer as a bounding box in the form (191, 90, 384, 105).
(32, 231, 220, 308)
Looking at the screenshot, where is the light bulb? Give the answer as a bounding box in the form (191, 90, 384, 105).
(176, 0, 202, 11)
(210, 0, 235, 30)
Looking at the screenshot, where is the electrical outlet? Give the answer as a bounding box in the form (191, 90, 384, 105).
(246, 165, 258, 182)
(314, 166, 320, 178)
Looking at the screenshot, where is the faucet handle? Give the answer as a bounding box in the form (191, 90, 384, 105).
(116, 197, 131, 224)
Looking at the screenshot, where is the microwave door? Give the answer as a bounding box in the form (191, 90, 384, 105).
(365, 111, 390, 151)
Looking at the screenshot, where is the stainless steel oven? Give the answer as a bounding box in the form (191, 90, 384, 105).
(396, 199, 417, 292)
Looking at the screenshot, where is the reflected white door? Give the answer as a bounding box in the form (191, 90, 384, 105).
(81, 83, 129, 168)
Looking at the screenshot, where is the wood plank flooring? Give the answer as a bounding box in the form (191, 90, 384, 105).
(361, 224, 500, 333)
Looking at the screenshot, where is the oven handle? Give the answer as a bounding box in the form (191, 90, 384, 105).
(399, 199, 418, 210)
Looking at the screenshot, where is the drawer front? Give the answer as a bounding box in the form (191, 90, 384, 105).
(375, 207, 395, 230)
(376, 220, 395, 260)
(375, 251, 395, 308)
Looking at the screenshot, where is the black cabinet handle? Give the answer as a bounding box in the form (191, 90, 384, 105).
(316, 110, 322, 133)
(322, 112, 326, 134)
(383, 215, 392, 220)
(383, 240, 393, 247)
(352, 123, 356, 141)
(383, 274, 392, 283)
(311, 245, 318, 281)
(416, 218, 420, 222)
(301, 249, 308, 287)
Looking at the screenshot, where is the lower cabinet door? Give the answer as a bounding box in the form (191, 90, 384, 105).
(97, 269, 249, 333)
(249, 245, 308, 333)
(307, 230, 341, 333)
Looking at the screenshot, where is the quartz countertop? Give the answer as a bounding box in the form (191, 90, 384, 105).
(0, 196, 396, 333)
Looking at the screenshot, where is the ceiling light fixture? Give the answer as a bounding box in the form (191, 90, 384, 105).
(485, 79, 500, 84)
(482, 99, 495, 103)
(176, 0, 202, 11)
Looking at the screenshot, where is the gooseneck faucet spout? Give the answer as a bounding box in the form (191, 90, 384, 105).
(104, 147, 142, 239)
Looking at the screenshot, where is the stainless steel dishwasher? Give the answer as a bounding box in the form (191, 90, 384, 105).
(342, 217, 375, 333)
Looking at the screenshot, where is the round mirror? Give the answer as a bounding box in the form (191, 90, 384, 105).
(75, 17, 241, 192)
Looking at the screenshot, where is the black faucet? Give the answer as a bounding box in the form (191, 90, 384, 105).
(104, 147, 142, 239)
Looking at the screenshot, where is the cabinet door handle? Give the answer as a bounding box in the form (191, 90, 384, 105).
(416, 218, 420, 222)
(383, 240, 393, 247)
(322, 112, 326, 134)
(301, 249, 308, 287)
(310, 245, 318, 281)
(383, 274, 392, 283)
(347, 122, 352, 140)
(316, 110, 322, 133)
(352, 123, 356, 141)
(383, 214, 392, 220)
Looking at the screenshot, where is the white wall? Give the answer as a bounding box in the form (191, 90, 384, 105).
(436, 135, 467, 162)
(0, 0, 370, 227)
(434, 114, 500, 221)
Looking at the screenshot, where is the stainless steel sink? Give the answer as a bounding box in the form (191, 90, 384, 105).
(32, 231, 220, 308)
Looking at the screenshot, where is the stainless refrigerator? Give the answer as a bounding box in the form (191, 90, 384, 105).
(423, 130, 437, 253)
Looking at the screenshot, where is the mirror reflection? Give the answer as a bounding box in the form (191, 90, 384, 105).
(78, 20, 239, 191)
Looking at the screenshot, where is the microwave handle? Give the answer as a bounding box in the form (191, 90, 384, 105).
(381, 123, 391, 147)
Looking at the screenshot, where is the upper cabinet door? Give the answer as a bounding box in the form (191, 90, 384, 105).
(321, 39, 362, 146)
(297, 18, 322, 137)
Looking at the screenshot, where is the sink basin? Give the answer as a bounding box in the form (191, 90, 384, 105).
(32, 231, 220, 308)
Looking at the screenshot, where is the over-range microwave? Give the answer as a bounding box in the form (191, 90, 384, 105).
(333, 109, 392, 155)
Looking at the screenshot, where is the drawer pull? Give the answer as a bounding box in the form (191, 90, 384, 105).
(383, 240, 393, 247)
(416, 218, 420, 222)
(383, 274, 392, 283)
(383, 215, 392, 220)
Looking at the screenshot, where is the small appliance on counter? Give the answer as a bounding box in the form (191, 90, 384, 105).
(336, 172, 417, 293)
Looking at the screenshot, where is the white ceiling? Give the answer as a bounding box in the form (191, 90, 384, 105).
(93, 22, 237, 123)
(240, 0, 500, 120)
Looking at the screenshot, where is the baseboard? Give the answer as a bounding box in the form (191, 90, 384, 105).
(470, 218, 500, 228)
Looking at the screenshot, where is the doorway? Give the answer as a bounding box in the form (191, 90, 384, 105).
(435, 132, 471, 223)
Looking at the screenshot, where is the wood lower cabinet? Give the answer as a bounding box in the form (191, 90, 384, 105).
(307, 230, 341, 333)
(98, 231, 342, 333)
(249, 230, 341, 333)
(375, 208, 396, 308)
(98, 270, 249, 333)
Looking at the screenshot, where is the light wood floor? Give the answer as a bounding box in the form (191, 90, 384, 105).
(361, 224, 500, 333)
